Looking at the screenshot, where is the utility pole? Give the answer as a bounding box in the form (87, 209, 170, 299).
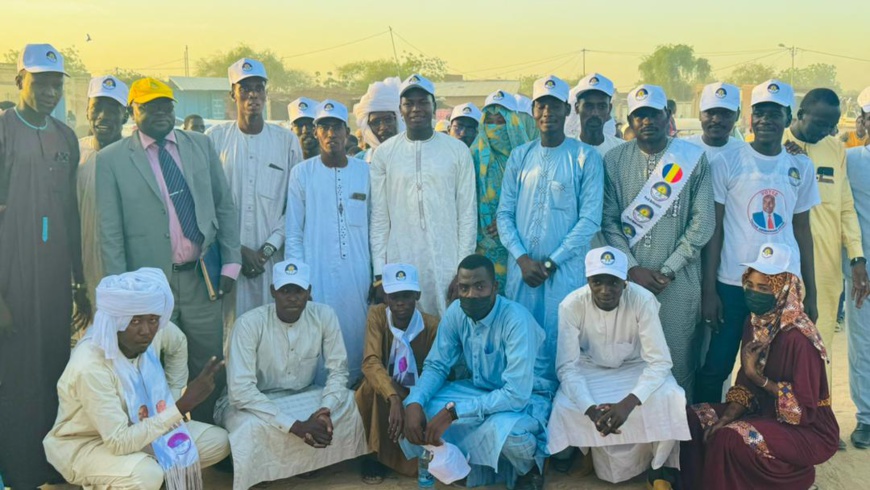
(184, 45, 190, 77)
(778, 44, 796, 85)
(581, 48, 587, 76)
(389, 27, 401, 79)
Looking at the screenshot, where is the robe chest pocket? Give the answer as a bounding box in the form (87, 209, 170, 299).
(346, 193, 368, 227)
(549, 181, 572, 211)
(478, 349, 505, 382)
(256, 165, 285, 199)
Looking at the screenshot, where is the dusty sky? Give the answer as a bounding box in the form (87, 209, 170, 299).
(3, 0, 867, 92)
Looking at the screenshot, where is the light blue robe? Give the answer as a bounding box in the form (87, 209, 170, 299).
(496, 138, 604, 380)
(402, 296, 556, 488)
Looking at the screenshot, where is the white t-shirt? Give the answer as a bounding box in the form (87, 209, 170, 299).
(587, 133, 625, 159)
(685, 134, 746, 163)
(713, 144, 821, 286)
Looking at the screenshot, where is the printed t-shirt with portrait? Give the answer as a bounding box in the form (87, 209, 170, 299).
(713, 144, 820, 285)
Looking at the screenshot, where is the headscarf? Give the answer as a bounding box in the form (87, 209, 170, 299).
(512, 94, 539, 140)
(83, 268, 202, 490)
(353, 77, 405, 151)
(742, 269, 829, 372)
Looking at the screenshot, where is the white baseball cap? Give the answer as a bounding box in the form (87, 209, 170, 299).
(272, 260, 311, 290)
(574, 73, 615, 100)
(450, 103, 482, 123)
(740, 243, 794, 276)
(288, 97, 318, 123)
(627, 84, 668, 115)
(228, 58, 268, 85)
(88, 75, 129, 107)
(700, 82, 740, 112)
(514, 94, 533, 116)
(751, 79, 794, 109)
(314, 99, 348, 124)
(857, 86, 870, 113)
(17, 43, 67, 76)
(400, 73, 435, 98)
(532, 75, 570, 103)
(484, 90, 518, 112)
(382, 263, 421, 294)
(585, 246, 628, 280)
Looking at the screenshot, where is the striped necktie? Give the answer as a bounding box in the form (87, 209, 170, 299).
(155, 139, 204, 247)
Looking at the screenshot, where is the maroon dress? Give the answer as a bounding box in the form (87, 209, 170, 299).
(681, 324, 839, 490)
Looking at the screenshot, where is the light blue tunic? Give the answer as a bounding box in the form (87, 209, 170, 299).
(403, 296, 556, 487)
(496, 138, 604, 379)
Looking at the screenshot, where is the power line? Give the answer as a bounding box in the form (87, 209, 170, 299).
(711, 49, 786, 73)
(280, 30, 389, 60)
(800, 48, 870, 63)
(462, 50, 581, 75)
(391, 29, 468, 76)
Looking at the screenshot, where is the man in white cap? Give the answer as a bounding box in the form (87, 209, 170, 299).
(571, 73, 624, 158)
(0, 43, 92, 488)
(217, 260, 367, 489)
(370, 73, 476, 316)
(285, 99, 371, 382)
(685, 82, 745, 160)
(497, 74, 604, 383)
(784, 85, 869, 403)
(356, 263, 440, 481)
(548, 247, 689, 487)
(43, 268, 230, 490)
(601, 84, 714, 398)
(77, 75, 130, 311)
(843, 88, 869, 148)
(696, 79, 820, 404)
(844, 86, 870, 449)
(289, 96, 320, 159)
(353, 77, 405, 162)
(207, 58, 302, 328)
(448, 102, 481, 147)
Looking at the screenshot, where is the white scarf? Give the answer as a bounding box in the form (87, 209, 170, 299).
(84, 268, 202, 490)
(387, 308, 425, 387)
(353, 77, 406, 150)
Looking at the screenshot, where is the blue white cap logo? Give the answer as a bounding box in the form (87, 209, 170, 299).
(242, 61, 253, 72)
(298, 102, 308, 110)
(762, 246, 774, 258)
(324, 102, 334, 111)
(544, 79, 556, 89)
(715, 88, 727, 98)
(396, 271, 406, 281)
(589, 77, 599, 86)
(285, 264, 298, 275)
(768, 83, 780, 94)
(636, 88, 649, 100)
(600, 252, 615, 265)
(102, 78, 116, 90)
(462, 106, 471, 114)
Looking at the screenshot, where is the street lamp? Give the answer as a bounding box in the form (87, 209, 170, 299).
(779, 44, 796, 85)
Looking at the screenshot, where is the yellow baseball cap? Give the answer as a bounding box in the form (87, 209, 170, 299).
(128, 78, 176, 105)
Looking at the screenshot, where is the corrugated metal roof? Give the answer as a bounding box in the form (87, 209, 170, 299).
(169, 77, 230, 92)
(436, 80, 521, 98)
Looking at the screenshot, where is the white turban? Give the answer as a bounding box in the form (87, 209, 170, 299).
(353, 77, 406, 149)
(88, 267, 174, 361)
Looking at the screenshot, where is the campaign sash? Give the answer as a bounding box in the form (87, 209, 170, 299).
(620, 143, 704, 247)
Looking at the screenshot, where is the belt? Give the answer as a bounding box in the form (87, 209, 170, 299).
(172, 261, 197, 272)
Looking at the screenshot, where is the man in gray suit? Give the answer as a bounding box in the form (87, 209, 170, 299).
(96, 78, 241, 423)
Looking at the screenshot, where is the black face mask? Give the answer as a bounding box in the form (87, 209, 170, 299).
(460, 296, 494, 322)
(744, 289, 777, 315)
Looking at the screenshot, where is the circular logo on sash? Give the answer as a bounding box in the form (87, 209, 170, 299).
(46, 51, 58, 63)
(747, 189, 785, 234)
(635, 88, 649, 100)
(767, 83, 780, 94)
(544, 79, 556, 89)
(650, 182, 672, 202)
(285, 264, 298, 275)
(156, 400, 167, 414)
(762, 246, 774, 258)
(298, 101, 308, 111)
(396, 271, 406, 281)
(137, 404, 149, 421)
(600, 251, 615, 265)
(462, 106, 472, 115)
(102, 78, 116, 90)
(661, 163, 684, 184)
(168, 433, 193, 456)
(633, 204, 654, 223)
(715, 88, 727, 99)
(622, 222, 636, 239)
(788, 167, 801, 187)
(589, 76, 600, 86)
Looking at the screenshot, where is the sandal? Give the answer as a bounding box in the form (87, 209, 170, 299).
(361, 458, 386, 485)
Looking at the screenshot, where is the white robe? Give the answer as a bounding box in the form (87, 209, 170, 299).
(370, 132, 477, 316)
(285, 156, 372, 382)
(548, 283, 690, 483)
(77, 136, 101, 309)
(216, 303, 367, 490)
(206, 122, 302, 323)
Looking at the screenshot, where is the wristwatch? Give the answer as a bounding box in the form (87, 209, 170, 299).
(445, 401, 458, 421)
(262, 243, 277, 259)
(544, 258, 557, 273)
(851, 257, 867, 267)
(660, 266, 676, 280)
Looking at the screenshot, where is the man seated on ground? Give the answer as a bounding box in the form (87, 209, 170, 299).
(216, 260, 367, 489)
(43, 268, 229, 490)
(547, 247, 690, 488)
(402, 255, 556, 490)
(356, 263, 440, 483)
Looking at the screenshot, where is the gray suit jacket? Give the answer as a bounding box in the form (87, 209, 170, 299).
(96, 129, 241, 278)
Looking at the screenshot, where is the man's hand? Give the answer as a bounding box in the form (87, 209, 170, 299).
(72, 288, 92, 333)
(241, 246, 265, 278)
(852, 263, 870, 309)
(0, 293, 13, 335)
(217, 276, 236, 299)
(585, 405, 606, 427)
(517, 255, 549, 288)
(388, 395, 405, 443)
(403, 402, 427, 446)
(595, 395, 640, 436)
(783, 140, 807, 156)
(368, 277, 385, 305)
(701, 288, 724, 334)
(176, 356, 224, 414)
(291, 408, 334, 448)
(629, 267, 670, 295)
(485, 222, 499, 239)
(423, 408, 454, 446)
(803, 292, 819, 323)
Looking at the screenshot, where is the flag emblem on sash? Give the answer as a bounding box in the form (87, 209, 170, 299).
(662, 163, 683, 183)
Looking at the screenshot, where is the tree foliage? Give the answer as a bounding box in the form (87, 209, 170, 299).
(778, 63, 840, 92)
(728, 63, 776, 86)
(332, 52, 448, 93)
(638, 44, 711, 99)
(195, 44, 312, 92)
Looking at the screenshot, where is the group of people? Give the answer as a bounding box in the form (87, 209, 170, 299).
(1, 41, 869, 490)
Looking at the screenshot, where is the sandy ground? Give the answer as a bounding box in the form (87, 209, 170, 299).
(44, 327, 866, 490)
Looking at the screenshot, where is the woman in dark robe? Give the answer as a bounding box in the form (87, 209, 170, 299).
(682, 247, 839, 490)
